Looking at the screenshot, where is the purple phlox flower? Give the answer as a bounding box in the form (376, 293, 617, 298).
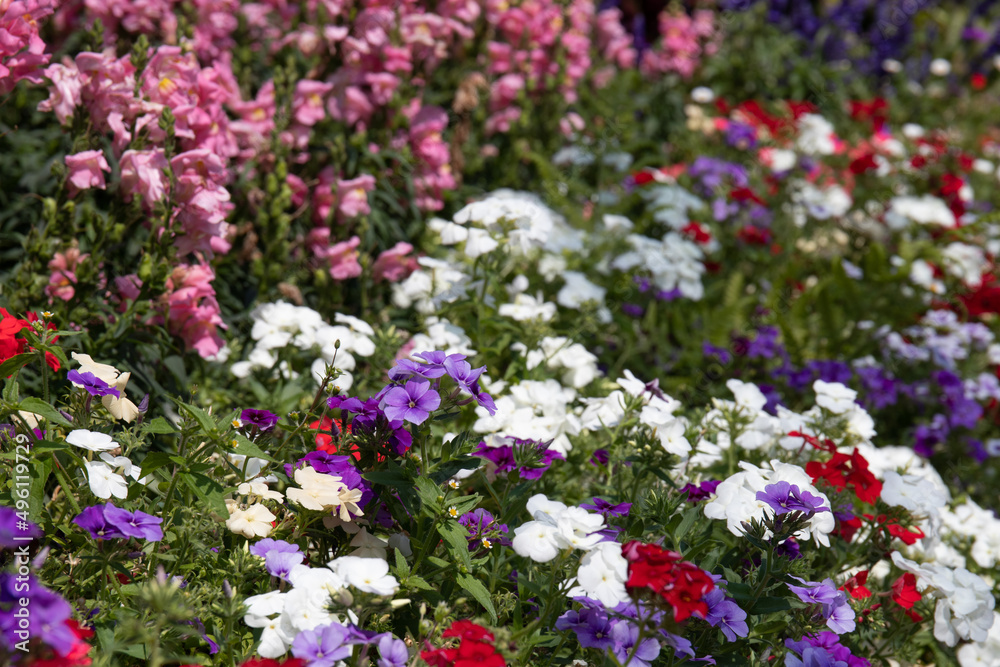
(611, 621, 660, 667)
(655, 288, 683, 302)
(785, 645, 848, 667)
(787, 577, 840, 605)
(414, 350, 456, 366)
(474, 388, 497, 415)
(806, 360, 853, 385)
(0, 573, 76, 655)
(702, 342, 732, 365)
(443, 356, 486, 394)
(914, 413, 950, 457)
(186, 617, 219, 655)
(775, 536, 802, 560)
(474, 442, 517, 474)
(458, 508, 510, 547)
(704, 588, 749, 642)
(240, 408, 279, 431)
(555, 605, 616, 650)
(344, 625, 382, 645)
(622, 303, 645, 318)
(517, 446, 564, 480)
(265, 550, 304, 580)
(103, 504, 164, 541)
(327, 395, 368, 413)
(0, 505, 43, 547)
(822, 591, 856, 634)
(67, 369, 121, 398)
(380, 379, 441, 425)
(579, 498, 632, 518)
(249, 538, 301, 558)
(756, 481, 829, 516)
(745, 326, 783, 360)
(377, 634, 409, 667)
(681, 480, 721, 502)
(73, 504, 127, 540)
(590, 448, 610, 466)
(726, 121, 757, 149)
(633, 275, 652, 292)
(661, 631, 695, 659)
(291, 621, 353, 666)
(792, 632, 870, 667)
(388, 358, 447, 382)
(712, 197, 740, 221)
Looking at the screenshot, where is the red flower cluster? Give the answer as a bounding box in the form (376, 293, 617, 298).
(621, 541, 714, 622)
(0, 309, 60, 372)
(27, 620, 93, 666)
(835, 513, 925, 545)
(839, 570, 872, 600)
(805, 447, 882, 504)
(421, 620, 505, 667)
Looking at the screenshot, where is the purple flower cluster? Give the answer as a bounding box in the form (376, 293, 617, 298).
(250, 539, 304, 580)
(0, 506, 42, 548)
(689, 157, 748, 195)
(73, 503, 163, 541)
(291, 620, 407, 667)
(0, 573, 77, 656)
(785, 632, 871, 667)
(786, 577, 856, 634)
(457, 508, 509, 550)
(378, 351, 496, 424)
(703, 576, 750, 642)
(556, 599, 659, 665)
(240, 408, 279, 432)
(756, 481, 829, 516)
(326, 395, 413, 455)
(67, 369, 120, 398)
(473, 439, 564, 480)
(579, 498, 632, 518)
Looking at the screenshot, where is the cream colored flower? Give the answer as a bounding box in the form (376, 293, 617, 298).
(226, 501, 276, 538)
(238, 478, 284, 502)
(286, 467, 364, 522)
(102, 372, 140, 423)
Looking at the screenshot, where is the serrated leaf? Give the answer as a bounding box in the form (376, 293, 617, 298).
(179, 402, 217, 436)
(415, 477, 442, 513)
(457, 573, 498, 624)
(393, 548, 410, 579)
(406, 575, 434, 591)
(19, 397, 72, 427)
(142, 417, 177, 434)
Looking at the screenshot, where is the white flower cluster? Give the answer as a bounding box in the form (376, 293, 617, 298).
(892, 552, 995, 647)
(703, 460, 836, 546)
(884, 194, 957, 229)
(474, 379, 581, 456)
(433, 189, 563, 258)
(512, 494, 605, 562)
(392, 257, 471, 314)
(941, 499, 1000, 570)
(640, 184, 704, 229)
(229, 301, 375, 392)
(244, 556, 399, 658)
(408, 316, 477, 357)
(512, 336, 600, 389)
(791, 181, 852, 224)
(610, 232, 706, 300)
(67, 429, 152, 499)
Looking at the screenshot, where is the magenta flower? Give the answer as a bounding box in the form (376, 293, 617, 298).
(380, 380, 440, 425)
(240, 408, 279, 432)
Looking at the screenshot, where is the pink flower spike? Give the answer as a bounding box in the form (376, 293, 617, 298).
(65, 150, 111, 196)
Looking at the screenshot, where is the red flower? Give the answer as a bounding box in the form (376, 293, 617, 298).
(421, 647, 459, 667)
(805, 448, 882, 503)
(729, 187, 765, 206)
(849, 153, 878, 175)
(622, 542, 714, 622)
(443, 620, 494, 643)
(28, 620, 94, 666)
(848, 98, 888, 132)
(972, 73, 987, 90)
(840, 570, 872, 599)
(886, 522, 924, 546)
(454, 640, 505, 667)
(891, 573, 921, 609)
(681, 222, 712, 244)
(736, 226, 771, 245)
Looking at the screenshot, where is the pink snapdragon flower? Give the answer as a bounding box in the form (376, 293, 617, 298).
(65, 150, 111, 196)
(46, 247, 88, 302)
(163, 263, 226, 359)
(326, 236, 363, 280)
(119, 149, 169, 207)
(336, 174, 376, 219)
(37, 61, 81, 125)
(372, 242, 418, 283)
(292, 80, 333, 126)
(0, 0, 56, 95)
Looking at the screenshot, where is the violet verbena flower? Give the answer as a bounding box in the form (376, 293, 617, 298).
(103, 504, 164, 541)
(443, 356, 486, 395)
(703, 588, 749, 642)
(67, 370, 120, 398)
(579, 498, 632, 518)
(756, 481, 829, 516)
(73, 504, 127, 540)
(379, 379, 440, 425)
(0, 506, 42, 547)
(555, 605, 616, 650)
(240, 408, 279, 431)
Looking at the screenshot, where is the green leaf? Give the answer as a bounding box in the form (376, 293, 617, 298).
(430, 456, 481, 484)
(752, 619, 787, 636)
(747, 596, 792, 615)
(232, 434, 277, 462)
(18, 397, 72, 427)
(179, 402, 218, 436)
(674, 507, 700, 542)
(0, 353, 34, 378)
(393, 548, 410, 579)
(364, 469, 413, 487)
(180, 472, 228, 515)
(139, 451, 177, 478)
(406, 575, 435, 591)
(27, 456, 52, 524)
(415, 477, 442, 514)
(437, 521, 472, 570)
(457, 573, 498, 624)
(142, 417, 177, 434)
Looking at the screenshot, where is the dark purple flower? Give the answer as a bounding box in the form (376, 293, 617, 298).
(702, 342, 731, 365)
(73, 505, 126, 540)
(725, 121, 757, 149)
(590, 449, 610, 466)
(380, 380, 440, 425)
(775, 537, 802, 560)
(756, 481, 828, 516)
(0, 506, 42, 547)
(67, 370, 120, 398)
(458, 508, 510, 548)
(622, 303, 644, 318)
(555, 605, 615, 650)
(681, 480, 721, 502)
(0, 573, 75, 655)
(240, 409, 279, 431)
(103, 504, 164, 541)
(655, 288, 683, 302)
(579, 498, 632, 518)
(633, 275, 652, 293)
